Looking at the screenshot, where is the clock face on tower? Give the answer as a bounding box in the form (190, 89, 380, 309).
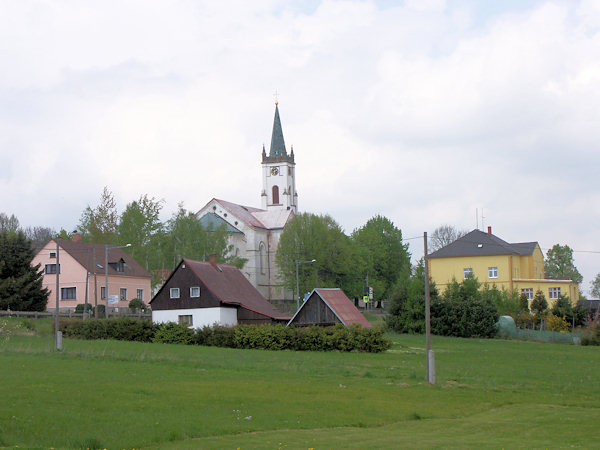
(271, 167, 279, 176)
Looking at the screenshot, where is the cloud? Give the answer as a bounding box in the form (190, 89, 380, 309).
(1, 0, 599, 293)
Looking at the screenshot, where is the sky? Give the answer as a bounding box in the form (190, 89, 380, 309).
(1, 0, 599, 294)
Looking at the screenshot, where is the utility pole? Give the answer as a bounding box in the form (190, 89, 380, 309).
(424, 232, 434, 384)
(55, 238, 62, 350)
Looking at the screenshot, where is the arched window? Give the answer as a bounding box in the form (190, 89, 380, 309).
(259, 242, 266, 275)
(272, 185, 279, 204)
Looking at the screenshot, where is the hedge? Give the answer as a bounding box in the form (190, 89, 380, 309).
(59, 319, 391, 353)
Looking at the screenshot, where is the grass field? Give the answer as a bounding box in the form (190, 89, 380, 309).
(1, 318, 599, 449)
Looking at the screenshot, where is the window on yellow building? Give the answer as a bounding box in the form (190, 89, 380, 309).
(549, 287, 561, 300)
(488, 267, 498, 278)
(521, 288, 533, 300)
(464, 268, 473, 279)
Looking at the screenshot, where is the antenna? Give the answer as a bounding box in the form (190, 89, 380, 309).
(476, 208, 479, 230)
(481, 208, 485, 230)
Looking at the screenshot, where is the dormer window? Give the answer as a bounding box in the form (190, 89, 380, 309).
(108, 258, 126, 273)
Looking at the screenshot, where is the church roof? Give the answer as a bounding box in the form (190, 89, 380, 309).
(206, 198, 292, 231)
(270, 103, 287, 157)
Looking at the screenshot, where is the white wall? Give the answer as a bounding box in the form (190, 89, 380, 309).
(152, 307, 237, 329)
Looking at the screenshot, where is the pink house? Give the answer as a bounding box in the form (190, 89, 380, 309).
(32, 237, 152, 312)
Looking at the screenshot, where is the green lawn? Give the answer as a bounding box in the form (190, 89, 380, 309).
(0, 319, 599, 449)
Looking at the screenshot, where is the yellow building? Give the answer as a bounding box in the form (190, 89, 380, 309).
(427, 227, 579, 306)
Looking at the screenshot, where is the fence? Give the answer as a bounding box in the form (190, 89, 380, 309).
(499, 326, 583, 344)
(0, 310, 151, 320)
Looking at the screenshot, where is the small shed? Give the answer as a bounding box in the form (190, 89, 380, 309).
(287, 288, 372, 328)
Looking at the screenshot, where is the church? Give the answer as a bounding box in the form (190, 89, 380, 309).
(195, 103, 297, 305)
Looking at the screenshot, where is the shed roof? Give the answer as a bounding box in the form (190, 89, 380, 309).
(428, 229, 539, 259)
(288, 288, 372, 328)
(162, 258, 289, 321)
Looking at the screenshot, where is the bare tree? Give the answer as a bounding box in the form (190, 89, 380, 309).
(23, 226, 56, 249)
(0, 213, 20, 233)
(429, 224, 468, 252)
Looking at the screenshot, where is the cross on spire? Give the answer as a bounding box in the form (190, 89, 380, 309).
(273, 89, 280, 105)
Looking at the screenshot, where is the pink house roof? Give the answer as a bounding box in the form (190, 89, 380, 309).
(183, 258, 290, 321)
(289, 288, 372, 328)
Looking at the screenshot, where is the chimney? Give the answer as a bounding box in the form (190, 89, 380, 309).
(73, 232, 82, 243)
(209, 254, 217, 267)
(487, 226, 492, 236)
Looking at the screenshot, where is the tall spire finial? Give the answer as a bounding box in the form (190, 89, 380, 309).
(273, 89, 280, 105)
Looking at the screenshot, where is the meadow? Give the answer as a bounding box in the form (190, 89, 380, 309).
(0, 318, 598, 449)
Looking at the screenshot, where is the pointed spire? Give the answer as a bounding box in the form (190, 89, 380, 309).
(269, 103, 287, 157)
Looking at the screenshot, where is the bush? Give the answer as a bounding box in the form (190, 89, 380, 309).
(546, 314, 570, 332)
(128, 298, 146, 312)
(75, 303, 93, 313)
(431, 296, 498, 338)
(60, 318, 156, 342)
(153, 322, 194, 345)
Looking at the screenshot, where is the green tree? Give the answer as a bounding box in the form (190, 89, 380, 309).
(551, 294, 573, 319)
(519, 293, 530, 312)
(351, 215, 411, 302)
(531, 289, 548, 316)
(386, 259, 438, 334)
(0, 230, 49, 311)
(544, 244, 583, 284)
(79, 187, 120, 244)
(590, 273, 600, 298)
(163, 204, 237, 269)
(118, 194, 164, 270)
(0, 213, 20, 233)
(275, 212, 357, 299)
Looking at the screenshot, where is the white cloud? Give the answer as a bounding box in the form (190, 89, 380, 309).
(1, 0, 599, 293)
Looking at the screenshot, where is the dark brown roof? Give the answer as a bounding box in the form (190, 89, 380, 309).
(289, 288, 372, 328)
(428, 229, 539, 259)
(53, 239, 151, 278)
(183, 258, 290, 320)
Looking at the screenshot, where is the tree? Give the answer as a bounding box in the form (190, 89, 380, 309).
(530, 289, 548, 316)
(590, 273, 600, 298)
(386, 259, 438, 334)
(23, 226, 56, 249)
(275, 213, 357, 299)
(544, 244, 583, 284)
(0, 230, 49, 311)
(0, 213, 20, 233)
(551, 294, 573, 321)
(118, 195, 164, 270)
(518, 293, 530, 312)
(78, 186, 119, 244)
(429, 224, 468, 252)
(351, 215, 411, 302)
(162, 204, 237, 269)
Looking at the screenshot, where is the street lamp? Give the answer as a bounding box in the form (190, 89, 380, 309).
(295, 259, 316, 309)
(105, 243, 131, 318)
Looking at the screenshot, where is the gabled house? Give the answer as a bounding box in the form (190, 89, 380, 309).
(149, 256, 290, 328)
(427, 227, 579, 306)
(287, 288, 372, 328)
(32, 237, 152, 312)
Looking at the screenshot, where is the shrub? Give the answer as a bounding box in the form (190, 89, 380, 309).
(60, 318, 156, 342)
(431, 295, 498, 338)
(195, 325, 236, 347)
(75, 303, 93, 313)
(546, 314, 570, 332)
(128, 298, 146, 312)
(153, 322, 194, 345)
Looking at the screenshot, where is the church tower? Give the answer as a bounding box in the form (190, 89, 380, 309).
(261, 103, 297, 212)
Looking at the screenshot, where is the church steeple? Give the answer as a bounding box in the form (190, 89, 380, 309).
(261, 102, 297, 213)
(269, 103, 287, 157)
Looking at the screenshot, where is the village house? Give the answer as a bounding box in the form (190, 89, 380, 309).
(32, 236, 152, 312)
(150, 256, 290, 328)
(427, 227, 579, 306)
